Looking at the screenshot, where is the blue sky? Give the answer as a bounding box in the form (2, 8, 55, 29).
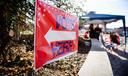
(85, 0, 128, 28)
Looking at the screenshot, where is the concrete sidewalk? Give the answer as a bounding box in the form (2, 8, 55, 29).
(78, 39, 113, 76)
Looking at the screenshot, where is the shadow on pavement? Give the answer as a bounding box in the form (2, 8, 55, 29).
(107, 52, 128, 76)
(113, 49, 128, 59)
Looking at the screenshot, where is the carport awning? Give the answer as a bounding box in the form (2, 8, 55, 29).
(81, 12, 125, 25)
(84, 19, 117, 24)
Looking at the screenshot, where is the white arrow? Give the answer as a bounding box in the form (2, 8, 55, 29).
(45, 27, 76, 45)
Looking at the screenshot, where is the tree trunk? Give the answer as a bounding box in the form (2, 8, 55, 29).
(0, 5, 11, 64)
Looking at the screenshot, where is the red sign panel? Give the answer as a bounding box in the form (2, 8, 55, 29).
(35, 0, 79, 70)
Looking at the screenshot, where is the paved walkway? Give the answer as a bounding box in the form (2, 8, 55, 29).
(78, 39, 113, 76)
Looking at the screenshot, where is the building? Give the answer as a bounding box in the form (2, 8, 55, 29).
(115, 27, 128, 36)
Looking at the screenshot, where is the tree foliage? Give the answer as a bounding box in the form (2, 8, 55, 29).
(43, 0, 85, 16)
(0, 0, 34, 51)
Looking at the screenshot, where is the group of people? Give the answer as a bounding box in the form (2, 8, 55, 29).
(84, 23, 121, 51)
(89, 24, 102, 40)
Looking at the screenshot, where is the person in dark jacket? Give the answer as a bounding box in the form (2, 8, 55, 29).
(89, 24, 96, 38)
(95, 25, 102, 40)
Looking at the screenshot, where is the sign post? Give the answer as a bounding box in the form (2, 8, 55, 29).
(35, 0, 79, 70)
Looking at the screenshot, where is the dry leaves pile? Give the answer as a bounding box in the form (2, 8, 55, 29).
(0, 44, 34, 76)
(35, 53, 87, 76)
(0, 37, 90, 76)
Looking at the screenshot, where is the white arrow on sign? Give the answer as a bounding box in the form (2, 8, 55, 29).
(45, 27, 76, 45)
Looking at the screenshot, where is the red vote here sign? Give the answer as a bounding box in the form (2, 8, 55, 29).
(35, 0, 79, 70)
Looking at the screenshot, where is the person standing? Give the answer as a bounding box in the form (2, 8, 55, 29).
(95, 25, 102, 40)
(89, 24, 96, 39)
